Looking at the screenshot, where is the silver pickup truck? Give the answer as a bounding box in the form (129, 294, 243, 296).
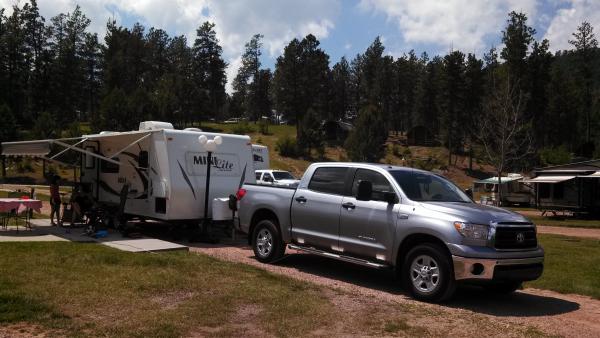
(236, 163, 544, 302)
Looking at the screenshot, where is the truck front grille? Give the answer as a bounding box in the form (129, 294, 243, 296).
(494, 227, 537, 250)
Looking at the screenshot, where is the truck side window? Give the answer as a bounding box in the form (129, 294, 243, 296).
(351, 169, 394, 201)
(263, 174, 273, 182)
(308, 167, 348, 195)
(255, 172, 262, 180)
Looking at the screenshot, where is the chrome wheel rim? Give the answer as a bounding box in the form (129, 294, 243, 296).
(410, 255, 440, 294)
(256, 228, 273, 257)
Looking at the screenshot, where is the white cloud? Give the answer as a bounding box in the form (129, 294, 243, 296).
(543, 0, 600, 51)
(2, 0, 340, 93)
(359, 0, 539, 54)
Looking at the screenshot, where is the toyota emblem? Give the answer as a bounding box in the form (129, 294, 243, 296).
(516, 232, 525, 243)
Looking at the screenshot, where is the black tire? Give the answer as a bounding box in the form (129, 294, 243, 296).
(403, 243, 456, 302)
(251, 219, 285, 263)
(484, 281, 522, 294)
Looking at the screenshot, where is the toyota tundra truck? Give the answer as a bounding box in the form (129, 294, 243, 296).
(235, 163, 544, 302)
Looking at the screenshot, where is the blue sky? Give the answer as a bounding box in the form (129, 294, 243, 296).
(3, 0, 599, 91)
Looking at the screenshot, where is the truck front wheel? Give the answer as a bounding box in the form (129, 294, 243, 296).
(403, 243, 456, 302)
(252, 219, 285, 263)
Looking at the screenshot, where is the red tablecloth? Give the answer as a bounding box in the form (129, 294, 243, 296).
(0, 198, 43, 213)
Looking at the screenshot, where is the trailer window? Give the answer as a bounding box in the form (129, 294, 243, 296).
(84, 146, 96, 169)
(308, 167, 348, 195)
(139, 151, 148, 169)
(101, 158, 120, 173)
(539, 184, 550, 198)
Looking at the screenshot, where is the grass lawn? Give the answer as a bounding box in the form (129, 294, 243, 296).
(0, 242, 337, 337)
(527, 234, 600, 299)
(526, 215, 600, 229)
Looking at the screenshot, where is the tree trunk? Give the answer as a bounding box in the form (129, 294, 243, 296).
(1, 156, 6, 180)
(468, 147, 473, 173)
(497, 171, 503, 206)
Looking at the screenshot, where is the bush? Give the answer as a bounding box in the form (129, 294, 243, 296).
(232, 121, 255, 134)
(258, 119, 270, 135)
(276, 135, 299, 157)
(539, 146, 572, 166)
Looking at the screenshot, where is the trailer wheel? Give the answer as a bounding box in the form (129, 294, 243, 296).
(252, 219, 285, 263)
(403, 243, 456, 302)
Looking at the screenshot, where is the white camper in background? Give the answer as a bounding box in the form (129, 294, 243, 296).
(2, 121, 256, 223)
(251, 144, 270, 170)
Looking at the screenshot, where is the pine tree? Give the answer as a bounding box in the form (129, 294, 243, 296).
(345, 105, 386, 162)
(192, 22, 226, 121)
(331, 56, 351, 121)
(569, 21, 598, 144)
(501, 11, 535, 85)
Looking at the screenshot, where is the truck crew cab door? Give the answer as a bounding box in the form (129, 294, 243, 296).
(338, 169, 398, 263)
(290, 167, 349, 251)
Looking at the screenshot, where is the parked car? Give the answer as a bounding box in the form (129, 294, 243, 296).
(236, 163, 544, 302)
(255, 169, 300, 188)
(224, 118, 240, 124)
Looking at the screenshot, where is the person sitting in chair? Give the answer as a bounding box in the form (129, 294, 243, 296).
(70, 184, 95, 225)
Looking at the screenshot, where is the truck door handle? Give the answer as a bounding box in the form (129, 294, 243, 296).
(398, 213, 409, 219)
(342, 202, 356, 210)
(295, 196, 307, 203)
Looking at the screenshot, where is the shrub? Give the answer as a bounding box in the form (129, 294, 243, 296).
(276, 135, 299, 157)
(232, 121, 254, 134)
(539, 146, 572, 166)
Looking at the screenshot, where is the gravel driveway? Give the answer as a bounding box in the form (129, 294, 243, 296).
(187, 237, 600, 337)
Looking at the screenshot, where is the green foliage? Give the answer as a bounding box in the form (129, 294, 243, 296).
(258, 118, 270, 135)
(539, 146, 572, 166)
(0, 103, 17, 142)
(298, 108, 324, 155)
(276, 135, 299, 157)
(231, 121, 255, 135)
(345, 105, 387, 162)
(32, 112, 57, 139)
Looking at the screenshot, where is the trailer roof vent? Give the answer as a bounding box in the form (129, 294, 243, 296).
(139, 121, 174, 131)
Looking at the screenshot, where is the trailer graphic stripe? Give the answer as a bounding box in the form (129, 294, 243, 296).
(177, 160, 196, 199)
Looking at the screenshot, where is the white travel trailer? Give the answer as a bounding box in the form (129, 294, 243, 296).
(2, 121, 256, 222)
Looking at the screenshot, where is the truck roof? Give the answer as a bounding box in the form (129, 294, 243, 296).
(308, 162, 431, 174)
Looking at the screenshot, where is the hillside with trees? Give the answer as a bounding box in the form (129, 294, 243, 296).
(1, 1, 600, 181)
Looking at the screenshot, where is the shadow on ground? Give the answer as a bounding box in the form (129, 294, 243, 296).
(112, 221, 582, 318)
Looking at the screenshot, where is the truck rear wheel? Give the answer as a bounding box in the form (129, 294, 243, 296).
(403, 243, 456, 302)
(252, 219, 285, 263)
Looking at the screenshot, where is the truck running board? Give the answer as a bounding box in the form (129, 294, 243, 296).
(288, 244, 390, 269)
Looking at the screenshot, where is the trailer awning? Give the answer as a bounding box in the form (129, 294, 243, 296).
(1, 139, 53, 156)
(522, 176, 575, 183)
(1, 130, 154, 169)
(578, 171, 600, 178)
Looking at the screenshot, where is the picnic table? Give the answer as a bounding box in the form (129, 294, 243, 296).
(0, 198, 43, 231)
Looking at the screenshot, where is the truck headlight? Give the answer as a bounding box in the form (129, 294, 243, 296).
(453, 222, 489, 240)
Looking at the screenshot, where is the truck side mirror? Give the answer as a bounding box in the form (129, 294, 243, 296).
(383, 192, 398, 204)
(357, 181, 373, 201)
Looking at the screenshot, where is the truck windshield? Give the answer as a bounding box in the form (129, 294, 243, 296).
(389, 170, 471, 203)
(273, 171, 294, 180)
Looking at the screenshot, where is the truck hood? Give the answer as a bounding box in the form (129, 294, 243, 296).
(419, 202, 530, 224)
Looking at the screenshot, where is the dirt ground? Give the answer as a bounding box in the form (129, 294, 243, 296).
(187, 239, 600, 338)
(536, 225, 600, 239)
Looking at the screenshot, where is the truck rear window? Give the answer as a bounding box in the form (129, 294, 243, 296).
(308, 167, 348, 195)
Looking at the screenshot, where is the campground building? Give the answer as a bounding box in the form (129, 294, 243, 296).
(524, 160, 600, 214)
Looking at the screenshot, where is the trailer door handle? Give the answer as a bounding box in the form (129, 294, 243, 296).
(295, 196, 307, 203)
(342, 202, 356, 210)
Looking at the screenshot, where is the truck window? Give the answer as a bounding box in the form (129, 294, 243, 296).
(308, 167, 348, 195)
(351, 169, 394, 201)
(263, 173, 274, 182)
(255, 172, 262, 180)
